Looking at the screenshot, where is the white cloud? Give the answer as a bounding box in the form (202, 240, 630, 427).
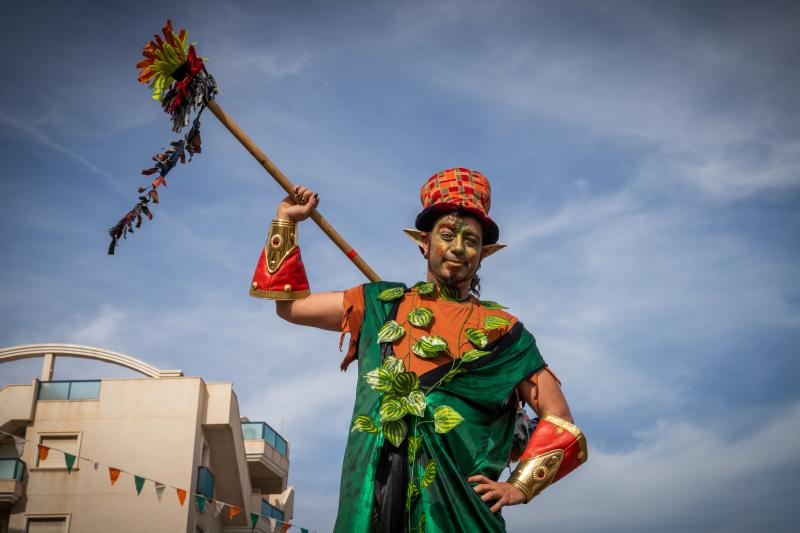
(241, 368, 357, 455)
(397, 4, 800, 202)
(0, 110, 126, 194)
(229, 50, 311, 79)
(67, 304, 127, 348)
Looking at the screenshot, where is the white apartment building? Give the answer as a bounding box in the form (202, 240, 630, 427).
(0, 344, 293, 533)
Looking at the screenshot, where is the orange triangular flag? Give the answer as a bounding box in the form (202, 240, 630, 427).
(282, 522, 292, 533)
(176, 488, 187, 506)
(228, 505, 242, 520)
(37, 444, 50, 462)
(108, 467, 121, 485)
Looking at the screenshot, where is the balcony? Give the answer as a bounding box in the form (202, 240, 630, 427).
(242, 422, 289, 493)
(196, 466, 215, 499)
(0, 458, 26, 504)
(38, 380, 101, 401)
(261, 498, 285, 522)
(241, 422, 288, 457)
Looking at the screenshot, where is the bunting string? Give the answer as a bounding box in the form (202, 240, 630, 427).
(1, 430, 315, 533)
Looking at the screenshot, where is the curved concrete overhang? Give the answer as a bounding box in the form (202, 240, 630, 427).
(0, 343, 182, 378)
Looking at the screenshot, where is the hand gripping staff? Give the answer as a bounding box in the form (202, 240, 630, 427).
(108, 20, 381, 284)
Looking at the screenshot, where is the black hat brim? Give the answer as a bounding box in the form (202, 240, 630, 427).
(414, 204, 499, 245)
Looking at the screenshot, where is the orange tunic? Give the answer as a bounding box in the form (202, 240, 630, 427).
(340, 284, 517, 374)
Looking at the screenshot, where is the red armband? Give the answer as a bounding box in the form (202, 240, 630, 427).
(249, 219, 310, 300)
(507, 414, 587, 502)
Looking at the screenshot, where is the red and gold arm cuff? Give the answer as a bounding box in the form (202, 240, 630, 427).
(507, 414, 588, 502)
(249, 219, 311, 300)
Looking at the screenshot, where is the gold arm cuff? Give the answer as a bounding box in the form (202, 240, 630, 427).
(249, 286, 311, 301)
(542, 414, 589, 462)
(507, 449, 564, 503)
(266, 219, 298, 274)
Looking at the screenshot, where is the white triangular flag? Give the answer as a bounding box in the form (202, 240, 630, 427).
(14, 438, 24, 457)
(214, 501, 225, 517)
(269, 518, 277, 532)
(154, 482, 166, 501)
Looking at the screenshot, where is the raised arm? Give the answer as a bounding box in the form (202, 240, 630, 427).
(276, 291, 343, 331)
(262, 184, 344, 331)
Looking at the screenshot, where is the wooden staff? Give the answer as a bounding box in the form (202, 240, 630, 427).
(206, 99, 381, 282)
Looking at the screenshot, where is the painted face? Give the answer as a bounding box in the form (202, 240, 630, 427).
(426, 213, 483, 289)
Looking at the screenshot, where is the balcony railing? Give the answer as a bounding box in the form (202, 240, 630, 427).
(261, 498, 285, 522)
(38, 380, 101, 400)
(0, 458, 26, 482)
(242, 422, 288, 457)
(196, 466, 214, 499)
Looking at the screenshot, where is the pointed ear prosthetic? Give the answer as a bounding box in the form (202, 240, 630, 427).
(480, 243, 506, 259)
(402, 229, 506, 259)
(403, 228, 428, 250)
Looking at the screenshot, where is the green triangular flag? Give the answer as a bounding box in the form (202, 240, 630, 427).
(196, 495, 206, 513)
(301, 529, 309, 533)
(250, 512, 259, 530)
(64, 452, 76, 473)
(134, 475, 146, 495)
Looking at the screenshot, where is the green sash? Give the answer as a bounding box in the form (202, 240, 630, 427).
(334, 282, 545, 532)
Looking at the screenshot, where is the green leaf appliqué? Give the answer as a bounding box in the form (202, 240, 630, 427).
(439, 284, 461, 301)
(420, 460, 437, 488)
(406, 482, 420, 510)
(419, 513, 426, 533)
(412, 335, 448, 359)
(351, 415, 379, 433)
(465, 328, 488, 349)
(392, 372, 420, 395)
(440, 368, 467, 385)
(433, 405, 465, 433)
(416, 281, 435, 295)
(382, 419, 408, 447)
(364, 367, 395, 392)
(484, 315, 512, 330)
(377, 286, 405, 301)
(379, 397, 407, 422)
(461, 349, 491, 363)
(479, 300, 508, 310)
(377, 320, 405, 343)
(382, 355, 405, 374)
(403, 390, 426, 417)
(407, 306, 433, 328)
(407, 435, 423, 464)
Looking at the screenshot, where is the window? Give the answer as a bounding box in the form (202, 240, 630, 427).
(261, 499, 284, 522)
(196, 466, 214, 499)
(0, 458, 26, 481)
(36, 434, 80, 470)
(38, 381, 100, 401)
(26, 516, 68, 533)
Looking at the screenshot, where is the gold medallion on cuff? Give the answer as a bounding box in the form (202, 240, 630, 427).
(267, 219, 297, 274)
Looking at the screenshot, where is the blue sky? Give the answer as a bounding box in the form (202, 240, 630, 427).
(1, 1, 799, 531)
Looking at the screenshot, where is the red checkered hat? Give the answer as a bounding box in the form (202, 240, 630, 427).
(415, 167, 499, 244)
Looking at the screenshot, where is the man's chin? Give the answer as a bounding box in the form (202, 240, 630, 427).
(434, 272, 469, 287)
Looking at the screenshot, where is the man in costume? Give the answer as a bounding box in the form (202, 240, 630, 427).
(250, 168, 587, 532)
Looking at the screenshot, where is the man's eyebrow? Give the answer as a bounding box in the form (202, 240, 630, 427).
(437, 224, 480, 237)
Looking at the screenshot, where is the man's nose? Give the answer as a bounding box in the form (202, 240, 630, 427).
(451, 235, 465, 253)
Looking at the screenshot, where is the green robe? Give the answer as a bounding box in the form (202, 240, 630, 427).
(334, 282, 545, 533)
